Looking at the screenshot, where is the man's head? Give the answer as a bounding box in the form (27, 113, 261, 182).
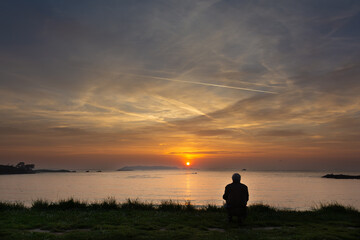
(232, 173, 241, 183)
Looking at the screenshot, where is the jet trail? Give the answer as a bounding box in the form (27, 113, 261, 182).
(123, 73, 278, 94)
(155, 77, 278, 94)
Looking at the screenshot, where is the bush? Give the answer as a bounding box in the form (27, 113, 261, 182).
(92, 197, 119, 210)
(184, 201, 195, 211)
(54, 198, 87, 210)
(31, 199, 50, 210)
(314, 203, 357, 213)
(248, 204, 277, 213)
(121, 199, 154, 210)
(0, 201, 25, 210)
(202, 204, 222, 212)
(157, 200, 196, 211)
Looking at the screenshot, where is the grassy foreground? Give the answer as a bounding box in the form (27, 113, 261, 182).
(0, 199, 359, 240)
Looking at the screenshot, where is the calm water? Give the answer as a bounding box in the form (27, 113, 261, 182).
(0, 170, 359, 210)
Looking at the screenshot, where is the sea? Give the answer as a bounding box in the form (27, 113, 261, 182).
(0, 170, 359, 210)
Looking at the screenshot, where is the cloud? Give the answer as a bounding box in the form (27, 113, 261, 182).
(257, 129, 306, 137)
(0, 0, 359, 169)
(168, 150, 261, 155)
(49, 127, 89, 135)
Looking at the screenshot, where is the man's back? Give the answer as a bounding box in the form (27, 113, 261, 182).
(223, 182, 249, 207)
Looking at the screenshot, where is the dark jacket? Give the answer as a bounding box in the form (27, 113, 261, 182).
(223, 182, 249, 207)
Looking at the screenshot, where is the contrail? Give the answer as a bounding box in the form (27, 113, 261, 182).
(155, 77, 278, 94)
(123, 73, 277, 94)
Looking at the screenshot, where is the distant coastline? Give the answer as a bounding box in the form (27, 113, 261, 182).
(322, 174, 360, 179)
(0, 162, 35, 175)
(35, 169, 76, 173)
(0, 162, 75, 175)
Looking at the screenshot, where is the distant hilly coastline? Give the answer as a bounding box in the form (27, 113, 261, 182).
(0, 162, 76, 175)
(117, 166, 179, 171)
(35, 169, 76, 173)
(0, 162, 35, 175)
(322, 174, 360, 179)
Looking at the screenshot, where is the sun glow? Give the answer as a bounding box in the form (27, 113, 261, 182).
(186, 161, 191, 166)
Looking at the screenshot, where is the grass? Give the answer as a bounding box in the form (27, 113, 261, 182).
(0, 199, 359, 240)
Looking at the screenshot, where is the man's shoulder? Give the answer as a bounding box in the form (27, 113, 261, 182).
(226, 183, 248, 189)
(232, 183, 248, 189)
(239, 183, 248, 190)
(226, 183, 245, 187)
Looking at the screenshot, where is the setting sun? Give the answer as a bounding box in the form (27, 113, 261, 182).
(186, 162, 191, 166)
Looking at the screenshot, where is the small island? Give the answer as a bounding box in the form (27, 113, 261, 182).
(322, 174, 360, 179)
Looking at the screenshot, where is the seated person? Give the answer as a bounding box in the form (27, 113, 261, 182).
(223, 173, 249, 223)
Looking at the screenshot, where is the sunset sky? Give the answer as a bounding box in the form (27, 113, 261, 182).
(1, 0, 359, 170)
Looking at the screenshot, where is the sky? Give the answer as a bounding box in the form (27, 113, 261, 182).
(0, 0, 359, 171)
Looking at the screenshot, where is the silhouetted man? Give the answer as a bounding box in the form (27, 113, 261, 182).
(223, 173, 249, 224)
